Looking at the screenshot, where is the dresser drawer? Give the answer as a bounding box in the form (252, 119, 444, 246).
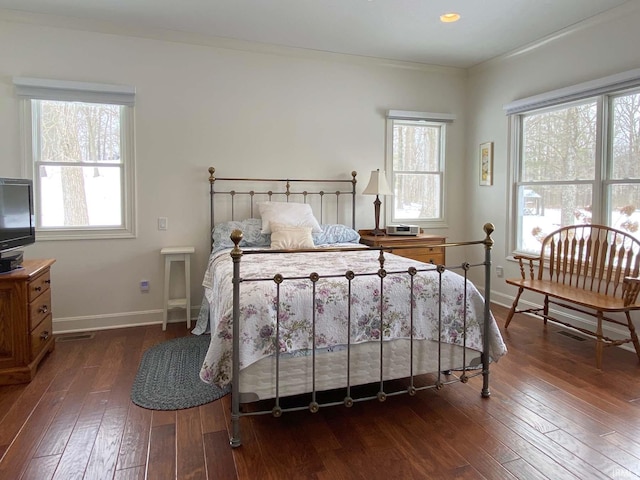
(359, 232, 446, 268)
(29, 289, 52, 330)
(0, 259, 55, 385)
(31, 314, 52, 358)
(392, 248, 445, 265)
(28, 270, 51, 302)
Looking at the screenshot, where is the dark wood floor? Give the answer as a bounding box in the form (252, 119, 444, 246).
(1, 303, 639, 479)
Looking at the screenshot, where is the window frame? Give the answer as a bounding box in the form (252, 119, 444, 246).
(505, 69, 640, 254)
(15, 77, 136, 240)
(385, 110, 454, 228)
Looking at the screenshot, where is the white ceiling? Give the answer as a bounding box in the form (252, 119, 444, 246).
(0, 0, 635, 68)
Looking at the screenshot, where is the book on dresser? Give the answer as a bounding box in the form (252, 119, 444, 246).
(0, 259, 56, 385)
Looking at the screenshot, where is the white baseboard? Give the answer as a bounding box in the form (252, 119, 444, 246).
(52, 308, 198, 334)
(50, 290, 636, 355)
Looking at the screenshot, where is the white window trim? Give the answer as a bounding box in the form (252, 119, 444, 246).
(503, 67, 640, 115)
(385, 110, 455, 229)
(15, 77, 136, 241)
(14, 76, 135, 106)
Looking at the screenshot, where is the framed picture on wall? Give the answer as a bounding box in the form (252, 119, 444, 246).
(479, 141, 493, 186)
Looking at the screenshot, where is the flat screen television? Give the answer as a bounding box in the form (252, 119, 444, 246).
(0, 178, 36, 271)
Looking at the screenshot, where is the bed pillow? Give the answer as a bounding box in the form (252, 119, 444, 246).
(212, 218, 270, 252)
(270, 222, 315, 250)
(313, 224, 360, 245)
(258, 201, 323, 234)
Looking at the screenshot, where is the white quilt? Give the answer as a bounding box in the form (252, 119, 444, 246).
(199, 247, 507, 387)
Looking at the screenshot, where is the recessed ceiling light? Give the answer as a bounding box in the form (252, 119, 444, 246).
(440, 13, 461, 23)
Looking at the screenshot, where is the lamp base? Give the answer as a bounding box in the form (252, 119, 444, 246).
(371, 228, 385, 236)
(371, 195, 385, 236)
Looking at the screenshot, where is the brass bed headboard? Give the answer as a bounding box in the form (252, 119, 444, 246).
(208, 167, 358, 245)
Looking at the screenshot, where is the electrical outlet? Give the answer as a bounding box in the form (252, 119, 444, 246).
(496, 266, 504, 278)
(140, 280, 150, 292)
(158, 217, 168, 231)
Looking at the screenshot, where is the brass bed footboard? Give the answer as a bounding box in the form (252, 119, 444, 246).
(227, 224, 496, 448)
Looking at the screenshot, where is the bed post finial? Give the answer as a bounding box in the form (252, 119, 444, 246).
(230, 229, 243, 254)
(351, 171, 357, 185)
(209, 167, 216, 184)
(483, 223, 495, 248)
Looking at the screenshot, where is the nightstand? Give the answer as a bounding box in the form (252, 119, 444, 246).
(358, 230, 446, 265)
(161, 246, 195, 330)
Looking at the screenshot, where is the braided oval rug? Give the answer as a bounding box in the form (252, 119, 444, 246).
(131, 334, 230, 410)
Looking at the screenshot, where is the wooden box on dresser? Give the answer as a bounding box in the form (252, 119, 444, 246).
(358, 230, 445, 265)
(0, 259, 55, 385)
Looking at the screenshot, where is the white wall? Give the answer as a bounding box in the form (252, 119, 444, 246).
(467, 3, 640, 340)
(0, 14, 468, 332)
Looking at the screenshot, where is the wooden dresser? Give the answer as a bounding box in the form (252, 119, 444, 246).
(0, 259, 56, 385)
(358, 230, 445, 265)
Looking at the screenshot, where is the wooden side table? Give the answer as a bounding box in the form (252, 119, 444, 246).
(358, 230, 445, 265)
(0, 259, 56, 385)
(161, 247, 195, 330)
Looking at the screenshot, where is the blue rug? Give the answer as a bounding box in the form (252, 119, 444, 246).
(131, 334, 230, 410)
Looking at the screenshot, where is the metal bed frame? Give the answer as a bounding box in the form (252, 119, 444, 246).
(205, 167, 495, 447)
(208, 166, 358, 236)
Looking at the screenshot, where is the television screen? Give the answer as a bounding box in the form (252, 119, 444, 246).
(0, 178, 36, 253)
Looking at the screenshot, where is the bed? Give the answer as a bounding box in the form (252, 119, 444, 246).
(195, 167, 507, 447)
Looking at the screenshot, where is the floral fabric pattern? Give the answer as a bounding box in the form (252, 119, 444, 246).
(199, 248, 507, 387)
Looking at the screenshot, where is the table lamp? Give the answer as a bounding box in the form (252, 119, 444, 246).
(362, 169, 393, 236)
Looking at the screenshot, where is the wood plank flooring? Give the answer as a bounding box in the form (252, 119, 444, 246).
(1, 303, 639, 479)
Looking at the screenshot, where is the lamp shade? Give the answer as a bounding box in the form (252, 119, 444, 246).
(362, 169, 393, 196)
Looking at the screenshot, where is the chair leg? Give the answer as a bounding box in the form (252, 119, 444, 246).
(543, 295, 549, 325)
(625, 312, 640, 363)
(595, 312, 604, 370)
(505, 288, 524, 329)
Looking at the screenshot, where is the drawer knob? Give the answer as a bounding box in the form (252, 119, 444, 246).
(40, 331, 50, 341)
(34, 286, 42, 292)
(45, 279, 51, 284)
(39, 305, 49, 314)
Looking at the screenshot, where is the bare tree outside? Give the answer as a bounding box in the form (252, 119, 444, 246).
(37, 100, 122, 228)
(518, 92, 640, 252)
(392, 121, 442, 221)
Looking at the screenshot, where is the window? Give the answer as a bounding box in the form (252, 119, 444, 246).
(386, 110, 454, 226)
(14, 77, 136, 240)
(505, 70, 640, 253)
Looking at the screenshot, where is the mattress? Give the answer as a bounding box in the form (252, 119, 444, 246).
(238, 338, 482, 402)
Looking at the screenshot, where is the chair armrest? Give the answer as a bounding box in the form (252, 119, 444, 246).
(513, 254, 541, 280)
(623, 276, 640, 306)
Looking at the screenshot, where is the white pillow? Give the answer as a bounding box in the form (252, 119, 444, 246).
(258, 201, 322, 234)
(270, 223, 315, 249)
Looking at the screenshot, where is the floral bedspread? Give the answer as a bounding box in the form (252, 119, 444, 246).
(199, 248, 507, 387)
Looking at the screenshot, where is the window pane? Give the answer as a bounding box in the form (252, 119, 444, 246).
(609, 184, 640, 241)
(39, 165, 122, 227)
(521, 102, 597, 182)
(611, 93, 640, 180)
(39, 100, 122, 164)
(392, 122, 440, 172)
(393, 173, 440, 220)
(518, 184, 592, 253)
